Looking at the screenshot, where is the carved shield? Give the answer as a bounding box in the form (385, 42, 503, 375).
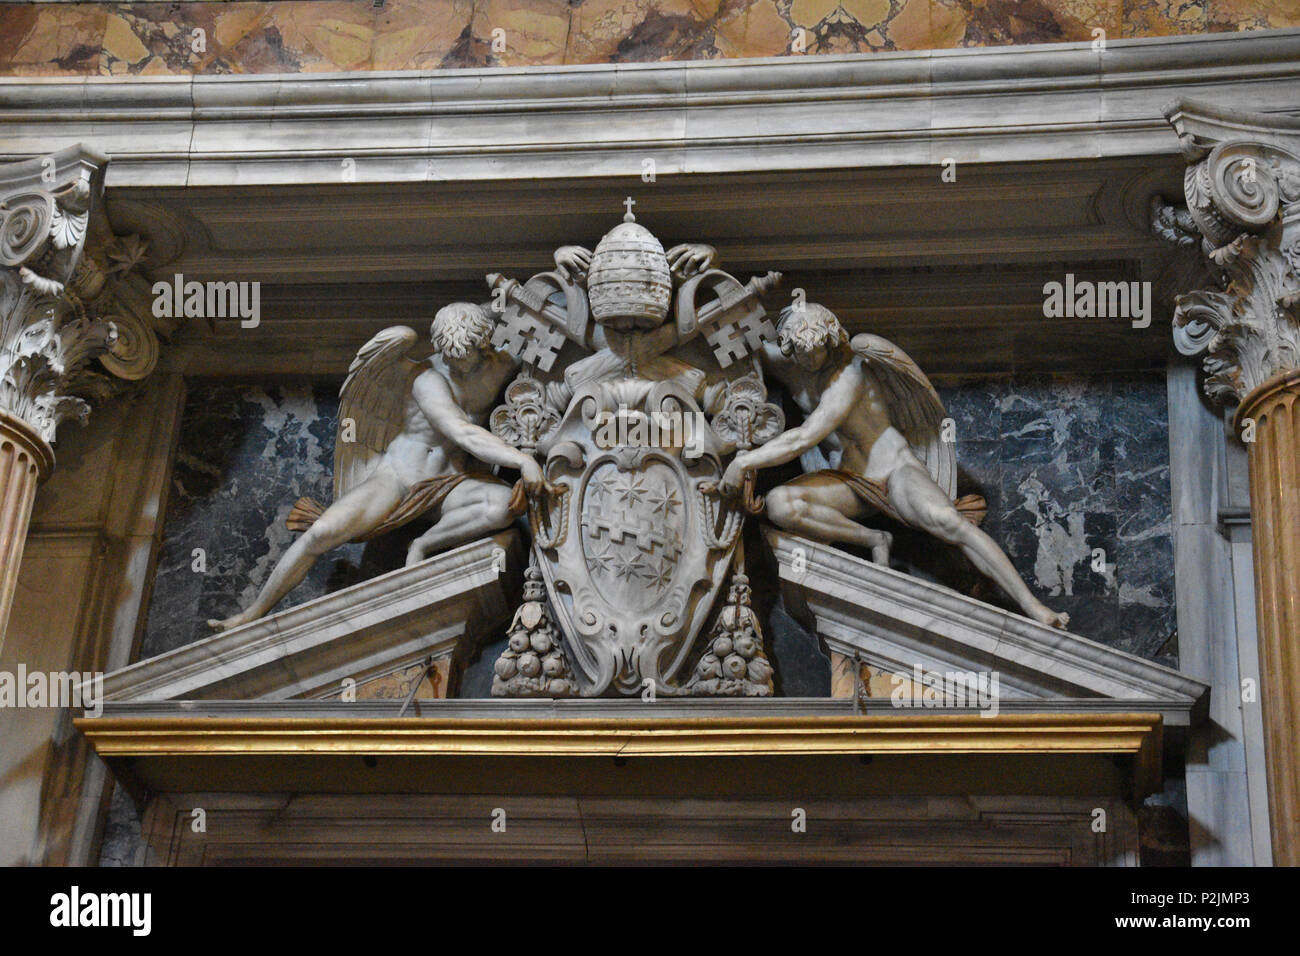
(529, 379, 741, 696)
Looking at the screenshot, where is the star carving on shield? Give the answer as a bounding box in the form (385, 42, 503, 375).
(612, 473, 648, 508)
(647, 561, 674, 592)
(614, 552, 650, 582)
(585, 542, 619, 576)
(645, 485, 681, 519)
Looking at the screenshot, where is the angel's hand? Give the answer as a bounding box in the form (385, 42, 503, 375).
(554, 246, 592, 283)
(718, 456, 751, 498)
(666, 243, 717, 279)
(519, 457, 547, 496)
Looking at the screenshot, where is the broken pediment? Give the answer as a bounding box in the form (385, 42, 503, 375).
(97, 525, 1207, 730)
(764, 529, 1208, 728)
(80, 532, 1197, 802)
(101, 531, 522, 704)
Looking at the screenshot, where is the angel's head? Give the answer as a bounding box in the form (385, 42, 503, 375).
(777, 303, 848, 371)
(431, 302, 494, 368)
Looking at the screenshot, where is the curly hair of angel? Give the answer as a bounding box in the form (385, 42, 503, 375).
(431, 302, 494, 358)
(777, 303, 848, 355)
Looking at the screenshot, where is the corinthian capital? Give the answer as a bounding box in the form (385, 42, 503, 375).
(1164, 101, 1300, 408)
(0, 145, 170, 455)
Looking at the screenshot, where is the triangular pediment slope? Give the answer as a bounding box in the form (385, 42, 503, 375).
(101, 531, 521, 703)
(96, 526, 1207, 726)
(764, 529, 1208, 723)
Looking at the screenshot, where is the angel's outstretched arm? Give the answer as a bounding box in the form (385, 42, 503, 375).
(413, 373, 543, 488)
(719, 363, 861, 495)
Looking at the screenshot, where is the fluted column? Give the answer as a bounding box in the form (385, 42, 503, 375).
(1166, 100, 1300, 865)
(1234, 371, 1300, 865)
(0, 146, 166, 652)
(0, 411, 52, 654)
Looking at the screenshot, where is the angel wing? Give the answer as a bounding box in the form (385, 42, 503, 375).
(333, 326, 424, 500)
(849, 333, 956, 499)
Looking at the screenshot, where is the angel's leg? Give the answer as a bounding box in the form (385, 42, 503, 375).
(405, 479, 515, 566)
(765, 477, 893, 564)
(208, 469, 406, 631)
(886, 461, 1070, 629)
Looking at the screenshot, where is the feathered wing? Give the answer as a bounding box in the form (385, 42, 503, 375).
(333, 326, 423, 500)
(850, 333, 956, 499)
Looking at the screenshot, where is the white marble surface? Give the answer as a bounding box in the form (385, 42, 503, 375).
(1, 32, 1299, 188)
(765, 528, 1207, 724)
(101, 530, 520, 703)
(1167, 362, 1270, 866)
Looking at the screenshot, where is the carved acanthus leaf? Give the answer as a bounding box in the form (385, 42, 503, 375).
(0, 147, 174, 447)
(0, 311, 118, 443)
(1173, 234, 1300, 405)
(1149, 197, 1200, 247)
(1162, 102, 1300, 407)
(48, 179, 90, 252)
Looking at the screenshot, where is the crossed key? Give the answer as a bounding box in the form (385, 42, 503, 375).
(487, 267, 782, 371)
(487, 271, 590, 372)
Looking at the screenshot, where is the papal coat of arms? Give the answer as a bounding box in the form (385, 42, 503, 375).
(209, 204, 1068, 698)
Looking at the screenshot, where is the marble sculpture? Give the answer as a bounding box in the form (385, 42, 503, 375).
(211, 209, 1067, 696)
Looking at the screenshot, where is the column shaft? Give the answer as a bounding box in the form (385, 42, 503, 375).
(0, 413, 53, 654)
(1238, 371, 1300, 866)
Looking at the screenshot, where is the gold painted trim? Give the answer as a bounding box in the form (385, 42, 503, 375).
(76, 712, 1161, 774)
(76, 714, 1163, 795)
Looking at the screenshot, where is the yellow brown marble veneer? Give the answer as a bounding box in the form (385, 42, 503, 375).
(0, 0, 1295, 77)
(1234, 371, 1300, 865)
(0, 412, 53, 650)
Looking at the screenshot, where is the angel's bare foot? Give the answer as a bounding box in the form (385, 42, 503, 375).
(870, 530, 892, 565)
(1027, 604, 1070, 629)
(405, 543, 427, 567)
(208, 611, 255, 633)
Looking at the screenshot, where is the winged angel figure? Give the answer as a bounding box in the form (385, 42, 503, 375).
(208, 302, 542, 631)
(720, 303, 1069, 629)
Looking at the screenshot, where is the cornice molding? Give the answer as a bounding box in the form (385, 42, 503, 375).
(74, 711, 1163, 797)
(2, 31, 1299, 188)
(72, 711, 1161, 774)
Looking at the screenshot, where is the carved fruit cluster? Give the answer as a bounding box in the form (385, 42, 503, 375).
(686, 575, 773, 697)
(492, 568, 577, 698)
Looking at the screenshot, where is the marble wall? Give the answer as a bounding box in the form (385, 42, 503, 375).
(138, 370, 1176, 668)
(937, 373, 1175, 667)
(138, 379, 365, 659)
(1, 0, 1296, 77)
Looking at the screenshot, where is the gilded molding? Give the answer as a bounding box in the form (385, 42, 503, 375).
(73, 711, 1161, 754)
(74, 712, 1163, 795)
